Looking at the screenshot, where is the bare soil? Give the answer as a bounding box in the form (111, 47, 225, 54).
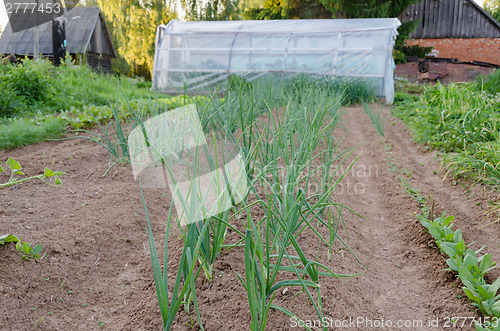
(395, 61, 496, 84)
(1, 104, 497, 331)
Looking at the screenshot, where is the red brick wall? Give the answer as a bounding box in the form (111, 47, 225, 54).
(406, 38, 500, 65)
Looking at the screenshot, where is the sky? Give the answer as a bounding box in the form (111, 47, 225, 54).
(0, 0, 6, 31)
(0, 0, 488, 34)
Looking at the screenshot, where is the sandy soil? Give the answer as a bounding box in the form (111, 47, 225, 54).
(1, 103, 497, 331)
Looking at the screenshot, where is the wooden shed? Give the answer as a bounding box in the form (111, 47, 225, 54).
(400, 0, 500, 65)
(0, 7, 116, 73)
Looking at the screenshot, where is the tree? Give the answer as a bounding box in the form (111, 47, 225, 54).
(181, 0, 203, 21)
(484, 0, 500, 22)
(243, 0, 333, 19)
(243, 0, 420, 20)
(182, 0, 242, 21)
(338, 0, 422, 62)
(97, 0, 177, 78)
(244, 0, 421, 62)
(78, 0, 99, 6)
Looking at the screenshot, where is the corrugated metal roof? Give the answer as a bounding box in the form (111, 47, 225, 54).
(401, 0, 500, 39)
(0, 7, 115, 57)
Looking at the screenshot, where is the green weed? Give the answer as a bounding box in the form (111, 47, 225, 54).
(0, 58, 156, 117)
(15, 240, 44, 260)
(478, 69, 500, 96)
(395, 79, 426, 95)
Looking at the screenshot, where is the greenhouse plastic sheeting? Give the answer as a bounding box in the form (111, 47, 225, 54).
(152, 18, 401, 104)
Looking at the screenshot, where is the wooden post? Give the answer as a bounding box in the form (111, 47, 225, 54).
(52, 18, 66, 66)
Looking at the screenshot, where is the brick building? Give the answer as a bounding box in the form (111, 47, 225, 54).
(400, 0, 500, 65)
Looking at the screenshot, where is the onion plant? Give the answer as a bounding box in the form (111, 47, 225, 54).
(363, 102, 385, 137)
(235, 157, 363, 330)
(140, 184, 207, 330)
(133, 75, 373, 330)
(231, 78, 365, 330)
(239, 227, 319, 331)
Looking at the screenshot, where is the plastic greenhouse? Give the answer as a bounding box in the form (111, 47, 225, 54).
(152, 18, 401, 103)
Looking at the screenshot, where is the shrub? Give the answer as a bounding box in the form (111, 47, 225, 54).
(400, 45, 433, 59)
(0, 58, 155, 118)
(7, 60, 55, 105)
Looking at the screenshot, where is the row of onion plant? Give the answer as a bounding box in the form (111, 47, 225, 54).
(135, 75, 373, 330)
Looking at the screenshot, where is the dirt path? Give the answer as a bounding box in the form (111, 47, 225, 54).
(311, 105, 477, 330)
(382, 104, 500, 282)
(0, 104, 492, 330)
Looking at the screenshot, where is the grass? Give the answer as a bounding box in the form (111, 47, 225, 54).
(0, 117, 65, 149)
(0, 58, 154, 117)
(0, 94, 208, 152)
(0, 58, 176, 150)
(478, 69, 500, 96)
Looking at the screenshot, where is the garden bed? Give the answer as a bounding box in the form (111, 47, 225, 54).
(2, 103, 497, 330)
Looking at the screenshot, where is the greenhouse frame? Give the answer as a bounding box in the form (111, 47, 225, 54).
(152, 18, 401, 103)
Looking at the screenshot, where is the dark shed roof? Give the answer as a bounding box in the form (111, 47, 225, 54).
(0, 7, 115, 57)
(401, 0, 500, 38)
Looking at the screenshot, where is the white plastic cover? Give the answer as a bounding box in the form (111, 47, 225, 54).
(152, 18, 401, 104)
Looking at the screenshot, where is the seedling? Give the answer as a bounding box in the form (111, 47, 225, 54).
(15, 240, 44, 260)
(185, 316, 196, 329)
(0, 157, 65, 188)
(0, 234, 19, 245)
(418, 211, 500, 328)
(363, 102, 385, 137)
